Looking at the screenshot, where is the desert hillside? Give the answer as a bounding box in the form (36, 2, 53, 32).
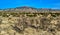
(0, 7, 60, 35)
(0, 12, 60, 35)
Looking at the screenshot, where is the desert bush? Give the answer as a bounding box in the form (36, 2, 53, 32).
(0, 12, 2, 16)
(10, 13, 19, 17)
(2, 13, 9, 17)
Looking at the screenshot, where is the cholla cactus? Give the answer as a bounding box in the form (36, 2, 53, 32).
(0, 18, 2, 24)
(55, 20, 60, 31)
(14, 15, 28, 32)
(40, 17, 51, 30)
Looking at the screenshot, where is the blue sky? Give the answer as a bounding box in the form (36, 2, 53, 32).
(0, 0, 60, 9)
